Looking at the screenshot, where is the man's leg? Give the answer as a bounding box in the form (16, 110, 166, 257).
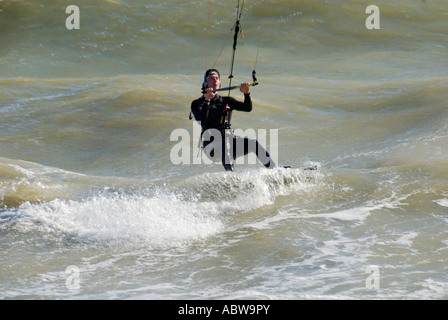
(233, 136, 276, 169)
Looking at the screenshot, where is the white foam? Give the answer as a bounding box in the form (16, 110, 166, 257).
(302, 191, 413, 222)
(7, 161, 86, 179)
(6, 164, 323, 247)
(319, 206, 374, 221)
(297, 202, 379, 221)
(395, 231, 418, 247)
(15, 192, 223, 247)
(434, 199, 448, 208)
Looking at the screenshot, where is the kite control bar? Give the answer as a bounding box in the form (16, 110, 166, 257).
(201, 81, 259, 94)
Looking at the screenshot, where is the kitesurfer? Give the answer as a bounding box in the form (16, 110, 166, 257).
(191, 69, 276, 171)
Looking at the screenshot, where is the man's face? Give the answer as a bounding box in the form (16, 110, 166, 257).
(206, 74, 220, 90)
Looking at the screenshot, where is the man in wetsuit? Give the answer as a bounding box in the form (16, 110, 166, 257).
(190, 68, 276, 171)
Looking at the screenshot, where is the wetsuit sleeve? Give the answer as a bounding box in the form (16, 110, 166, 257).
(227, 93, 252, 112)
(191, 98, 210, 125)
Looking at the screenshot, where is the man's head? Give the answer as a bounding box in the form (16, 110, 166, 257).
(202, 69, 221, 90)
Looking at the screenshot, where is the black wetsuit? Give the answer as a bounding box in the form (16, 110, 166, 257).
(190, 93, 275, 171)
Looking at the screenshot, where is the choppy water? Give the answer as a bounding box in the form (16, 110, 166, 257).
(1, 0, 447, 300)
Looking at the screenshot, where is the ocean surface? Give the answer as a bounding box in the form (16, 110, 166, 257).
(1, 0, 447, 300)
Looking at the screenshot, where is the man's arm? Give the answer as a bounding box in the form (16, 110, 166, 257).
(191, 98, 210, 123)
(228, 93, 252, 112)
(228, 82, 252, 112)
